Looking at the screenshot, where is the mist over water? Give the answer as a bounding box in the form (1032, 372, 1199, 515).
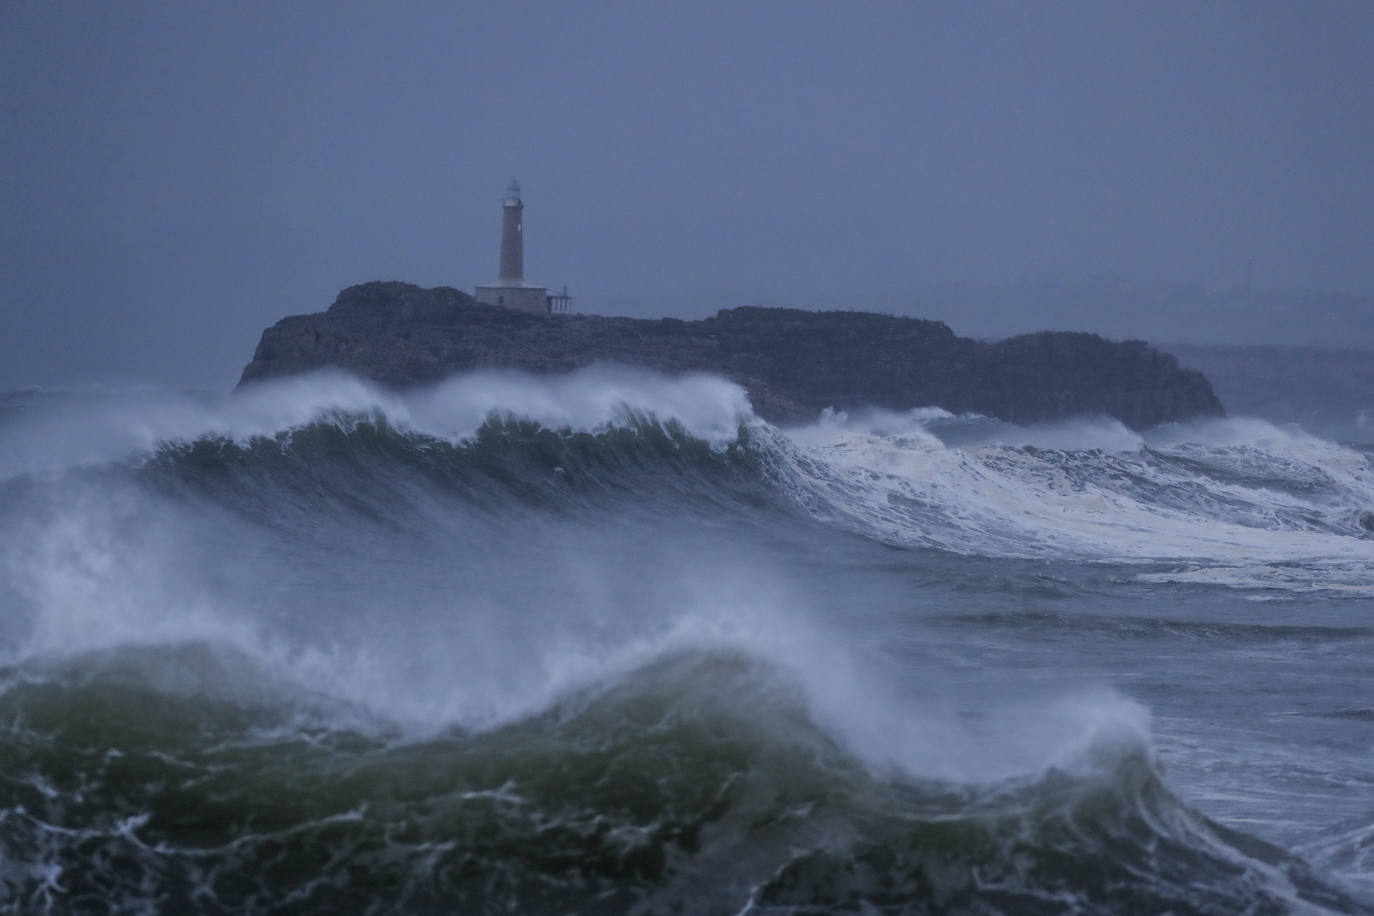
(2, 370, 1373, 912)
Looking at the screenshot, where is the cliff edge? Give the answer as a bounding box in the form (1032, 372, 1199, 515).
(237, 282, 1225, 429)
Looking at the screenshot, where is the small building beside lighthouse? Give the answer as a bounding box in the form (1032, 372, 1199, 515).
(474, 180, 569, 315)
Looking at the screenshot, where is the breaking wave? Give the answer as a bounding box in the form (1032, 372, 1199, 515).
(1, 369, 1371, 912)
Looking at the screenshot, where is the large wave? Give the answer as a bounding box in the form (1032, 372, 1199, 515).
(2, 369, 1372, 912)
(8, 370, 1373, 569)
(0, 641, 1361, 914)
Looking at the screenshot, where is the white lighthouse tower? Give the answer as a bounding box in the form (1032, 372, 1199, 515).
(474, 180, 552, 314)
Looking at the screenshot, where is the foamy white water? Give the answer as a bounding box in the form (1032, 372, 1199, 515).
(2, 372, 1372, 912)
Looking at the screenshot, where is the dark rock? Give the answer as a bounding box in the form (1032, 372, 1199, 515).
(237, 282, 1225, 429)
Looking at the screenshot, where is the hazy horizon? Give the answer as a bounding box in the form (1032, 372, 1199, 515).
(4, 1, 1373, 391)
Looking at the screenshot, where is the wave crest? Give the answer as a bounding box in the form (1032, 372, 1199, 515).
(0, 643, 1361, 914)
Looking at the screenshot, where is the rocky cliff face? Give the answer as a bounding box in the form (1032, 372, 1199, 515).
(238, 281, 1225, 429)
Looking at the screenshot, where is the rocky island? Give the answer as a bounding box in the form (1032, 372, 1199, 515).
(237, 281, 1224, 429)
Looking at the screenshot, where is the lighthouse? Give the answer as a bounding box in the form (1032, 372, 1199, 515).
(498, 179, 524, 283)
(475, 180, 567, 314)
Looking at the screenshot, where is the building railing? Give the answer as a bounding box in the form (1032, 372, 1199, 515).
(547, 285, 572, 313)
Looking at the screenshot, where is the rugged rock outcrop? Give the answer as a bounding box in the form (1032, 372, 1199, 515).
(237, 281, 1225, 428)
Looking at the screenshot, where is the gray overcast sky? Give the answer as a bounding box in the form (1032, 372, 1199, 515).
(3, 1, 1373, 390)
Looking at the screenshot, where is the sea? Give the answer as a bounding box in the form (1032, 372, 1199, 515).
(2, 365, 1373, 914)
